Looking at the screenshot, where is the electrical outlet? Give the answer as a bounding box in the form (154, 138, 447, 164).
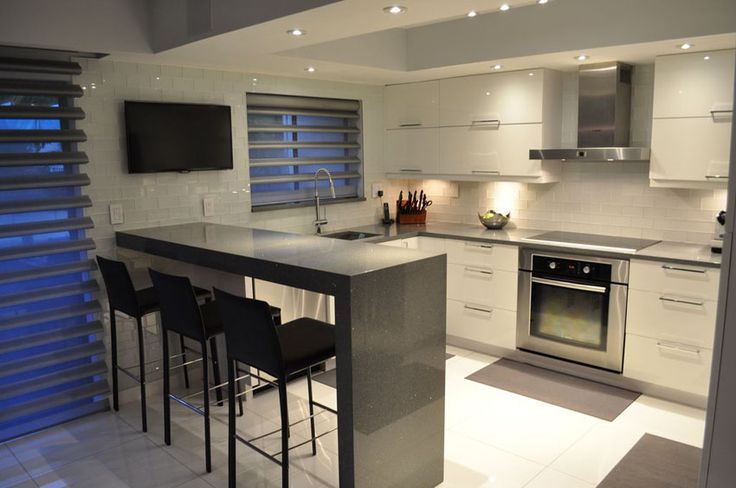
(109, 204, 124, 225)
(371, 183, 384, 198)
(203, 197, 216, 217)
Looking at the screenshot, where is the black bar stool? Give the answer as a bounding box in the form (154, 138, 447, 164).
(149, 269, 234, 473)
(214, 288, 338, 488)
(96, 255, 212, 432)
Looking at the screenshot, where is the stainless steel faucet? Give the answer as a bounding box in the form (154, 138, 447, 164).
(313, 168, 336, 234)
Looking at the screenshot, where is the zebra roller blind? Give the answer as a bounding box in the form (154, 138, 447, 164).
(0, 53, 105, 442)
(246, 93, 363, 209)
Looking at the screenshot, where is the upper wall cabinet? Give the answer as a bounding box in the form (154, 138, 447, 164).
(384, 69, 562, 183)
(439, 69, 545, 126)
(650, 49, 735, 188)
(652, 50, 735, 119)
(384, 81, 439, 129)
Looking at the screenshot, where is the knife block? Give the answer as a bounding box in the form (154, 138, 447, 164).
(397, 200, 427, 224)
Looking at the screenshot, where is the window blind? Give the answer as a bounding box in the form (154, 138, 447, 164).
(0, 53, 105, 442)
(246, 93, 363, 209)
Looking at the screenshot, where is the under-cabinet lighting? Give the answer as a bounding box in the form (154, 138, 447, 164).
(500, 3, 510, 11)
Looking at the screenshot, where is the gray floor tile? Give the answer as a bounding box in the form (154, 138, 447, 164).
(0, 446, 34, 488)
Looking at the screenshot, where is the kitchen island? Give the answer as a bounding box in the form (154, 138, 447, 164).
(115, 222, 447, 488)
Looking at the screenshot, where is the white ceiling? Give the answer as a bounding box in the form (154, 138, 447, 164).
(110, 0, 736, 85)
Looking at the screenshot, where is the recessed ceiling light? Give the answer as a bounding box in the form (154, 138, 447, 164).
(575, 54, 589, 61)
(679, 42, 693, 50)
(537, 0, 549, 4)
(305, 66, 316, 73)
(383, 5, 407, 14)
(467, 10, 478, 17)
(528, 72, 535, 76)
(500, 3, 510, 11)
(704, 55, 711, 60)
(287, 28, 305, 36)
(492, 64, 503, 70)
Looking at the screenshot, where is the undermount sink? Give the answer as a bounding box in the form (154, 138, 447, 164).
(321, 230, 381, 241)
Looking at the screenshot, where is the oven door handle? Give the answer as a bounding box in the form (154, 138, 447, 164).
(531, 276, 608, 294)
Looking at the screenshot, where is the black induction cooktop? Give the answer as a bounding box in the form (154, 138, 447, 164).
(523, 231, 660, 253)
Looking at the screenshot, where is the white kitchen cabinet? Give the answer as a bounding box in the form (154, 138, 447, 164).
(402, 236, 446, 252)
(446, 299, 516, 349)
(444, 240, 518, 272)
(439, 69, 544, 126)
(447, 264, 517, 312)
(652, 49, 735, 119)
(384, 81, 439, 129)
(624, 258, 720, 397)
(384, 127, 440, 174)
(650, 49, 735, 188)
(650, 117, 732, 184)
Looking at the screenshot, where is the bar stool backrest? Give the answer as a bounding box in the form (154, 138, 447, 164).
(149, 269, 207, 342)
(214, 288, 283, 378)
(97, 255, 140, 317)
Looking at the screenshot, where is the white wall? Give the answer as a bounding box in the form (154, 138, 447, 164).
(75, 58, 393, 255)
(386, 66, 728, 244)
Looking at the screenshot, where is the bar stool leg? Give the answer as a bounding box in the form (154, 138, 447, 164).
(278, 380, 290, 488)
(163, 329, 171, 446)
(307, 368, 317, 456)
(202, 342, 212, 473)
(228, 359, 237, 488)
(136, 316, 147, 432)
(209, 337, 224, 406)
(180, 335, 190, 389)
(109, 306, 119, 412)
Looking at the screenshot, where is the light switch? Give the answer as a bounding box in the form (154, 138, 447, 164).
(203, 197, 216, 217)
(109, 204, 124, 225)
(371, 183, 383, 198)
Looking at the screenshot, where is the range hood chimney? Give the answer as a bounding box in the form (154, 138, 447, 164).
(530, 62, 650, 162)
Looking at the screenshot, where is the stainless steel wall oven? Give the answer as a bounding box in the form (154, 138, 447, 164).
(517, 249, 629, 372)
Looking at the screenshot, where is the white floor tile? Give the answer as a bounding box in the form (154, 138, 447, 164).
(33, 436, 197, 488)
(8, 413, 143, 478)
(0, 446, 33, 488)
(439, 432, 544, 488)
(175, 479, 213, 488)
(523, 468, 594, 488)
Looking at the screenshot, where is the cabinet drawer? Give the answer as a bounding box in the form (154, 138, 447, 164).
(447, 299, 516, 349)
(445, 239, 518, 271)
(629, 259, 720, 298)
(624, 334, 712, 397)
(626, 289, 717, 349)
(447, 264, 517, 310)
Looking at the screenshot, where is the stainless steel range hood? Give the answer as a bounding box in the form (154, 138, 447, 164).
(530, 62, 650, 162)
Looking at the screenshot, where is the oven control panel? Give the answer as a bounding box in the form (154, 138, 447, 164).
(532, 255, 612, 282)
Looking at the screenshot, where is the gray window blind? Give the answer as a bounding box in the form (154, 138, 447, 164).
(0, 53, 105, 442)
(246, 93, 363, 209)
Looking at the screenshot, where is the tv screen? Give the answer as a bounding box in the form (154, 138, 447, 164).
(124, 101, 233, 173)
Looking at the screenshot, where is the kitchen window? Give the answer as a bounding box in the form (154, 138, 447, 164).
(246, 93, 363, 210)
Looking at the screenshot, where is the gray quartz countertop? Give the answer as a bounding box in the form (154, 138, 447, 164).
(116, 222, 443, 279)
(345, 221, 722, 268)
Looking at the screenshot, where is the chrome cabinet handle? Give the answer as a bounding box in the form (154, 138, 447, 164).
(399, 168, 422, 172)
(705, 175, 729, 180)
(471, 119, 501, 126)
(659, 296, 705, 307)
(656, 341, 701, 358)
(398, 123, 422, 127)
(463, 304, 494, 314)
(464, 266, 494, 276)
(471, 170, 500, 174)
(531, 276, 607, 294)
(464, 242, 494, 249)
(661, 264, 707, 274)
(710, 109, 733, 116)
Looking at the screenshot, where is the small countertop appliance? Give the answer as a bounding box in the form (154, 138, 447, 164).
(712, 210, 727, 254)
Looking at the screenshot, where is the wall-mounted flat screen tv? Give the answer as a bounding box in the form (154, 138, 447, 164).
(124, 101, 233, 173)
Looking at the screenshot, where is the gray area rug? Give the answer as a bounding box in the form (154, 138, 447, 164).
(466, 358, 640, 421)
(315, 353, 455, 389)
(597, 434, 701, 488)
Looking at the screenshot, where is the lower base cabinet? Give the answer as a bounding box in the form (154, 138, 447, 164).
(446, 299, 516, 349)
(624, 334, 713, 397)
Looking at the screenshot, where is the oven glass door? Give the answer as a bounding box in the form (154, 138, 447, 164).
(529, 275, 610, 350)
